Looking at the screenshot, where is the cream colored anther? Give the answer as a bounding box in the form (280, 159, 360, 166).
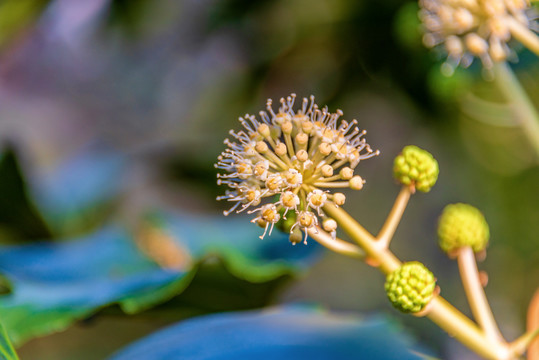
(349, 175, 364, 190)
(295, 133, 308, 145)
(298, 211, 315, 227)
(280, 191, 299, 209)
(323, 218, 337, 232)
(275, 143, 287, 156)
(488, 17, 509, 40)
(454, 8, 474, 30)
(319, 143, 332, 156)
(255, 141, 268, 153)
(445, 36, 463, 56)
(258, 124, 271, 137)
(340, 167, 354, 180)
(301, 121, 313, 134)
(489, 38, 506, 61)
(465, 33, 488, 55)
(333, 192, 346, 206)
(266, 174, 282, 191)
(281, 120, 293, 134)
(321, 164, 334, 177)
(308, 190, 327, 208)
(296, 150, 309, 162)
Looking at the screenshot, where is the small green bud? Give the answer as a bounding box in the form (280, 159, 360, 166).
(289, 227, 303, 245)
(438, 203, 489, 253)
(385, 261, 436, 314)
(393, 145, 439, 192)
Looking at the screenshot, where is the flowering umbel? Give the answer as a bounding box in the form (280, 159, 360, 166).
(419, 0, 536, 72)
(215, 94, 379, 244)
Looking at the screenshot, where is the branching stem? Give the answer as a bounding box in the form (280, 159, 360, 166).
(307, 227, 365, 259)
(322, 202, 510, 360)
(376, 186, 412, 248)
(457, 247, 504, 343)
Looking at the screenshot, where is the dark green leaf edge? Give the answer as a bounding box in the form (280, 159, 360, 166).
(118, 245, 306, 314)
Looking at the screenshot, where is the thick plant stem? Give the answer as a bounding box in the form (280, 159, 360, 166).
(492, 62, 539, 159)
(457, 247, 504, 343)
(323, 203, 510, 360)
(377, 186, 412, 247)
(323, 203, 401, 274)
(509, 328, 539, 359)
(507, 18, 539, 58)
(428, 297, 509, 360)
(307, 227, 365, 259)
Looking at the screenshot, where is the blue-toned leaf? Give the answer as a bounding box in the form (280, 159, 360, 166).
(0, 226, 183, 345)
(0, 212, 321, 345)
(156, 211, 320, 282)
(109, 306, 432, 360)
(0, 321, 18, 360)
(30, 146, 125, 234)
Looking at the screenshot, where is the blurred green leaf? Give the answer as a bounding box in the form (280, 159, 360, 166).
(0, 0, 51, 50)
(0, 147, 51, 243)
(0, 321, 18, 360)
(0, 212, 321, 345)
(103, 0, 153, 37)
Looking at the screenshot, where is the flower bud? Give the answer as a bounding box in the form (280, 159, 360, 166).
(393, 145, 439, 192)
(289, 227, 303, 245)
(438, 203, 489, 253)
(385, 261, 436, 314)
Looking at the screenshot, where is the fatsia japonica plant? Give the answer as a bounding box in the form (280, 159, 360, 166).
(214, 91, 539, 360)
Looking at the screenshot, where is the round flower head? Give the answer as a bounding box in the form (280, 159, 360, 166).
(216, 94, 379, 244)
(385, 261, 437, 314)
(419, 0, 536, 72)
(438, 203, 490, 253)
(393, 145, 439, 192)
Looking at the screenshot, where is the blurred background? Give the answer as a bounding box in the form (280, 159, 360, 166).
(0, 0, 538, 359)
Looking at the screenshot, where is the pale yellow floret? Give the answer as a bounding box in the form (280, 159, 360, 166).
(349, 175, 365, 190)
(323, 218, 337, 232)
(333, 192, 346, 206)
(216, 94, 378, 242)
(340, 167, 354, 180)
(419, 0, 537, 70)
(258, 124, 271, 137)
(296, 133, 308, 145)
(255, 141, 269, 153)
(296, 150, 309, 162)
(275, 143, 287, 156)
(321, 164, 334, 177)
(281, 191, 300, 209)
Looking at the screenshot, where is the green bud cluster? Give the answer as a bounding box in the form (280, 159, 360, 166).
(393, 145, 439, 192)
(385, 261, 436, 314)
(438, 203, 489, 253)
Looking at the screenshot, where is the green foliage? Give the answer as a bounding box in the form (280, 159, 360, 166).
(0, 213, 319, 345)
(0, 321, 18, 360)
(0, 148, 51, 243)
(0, 0, 51, 50)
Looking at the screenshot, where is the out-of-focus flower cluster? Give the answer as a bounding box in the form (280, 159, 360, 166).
(420, 0, 535, 72)
(215, 94, 379, 244)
